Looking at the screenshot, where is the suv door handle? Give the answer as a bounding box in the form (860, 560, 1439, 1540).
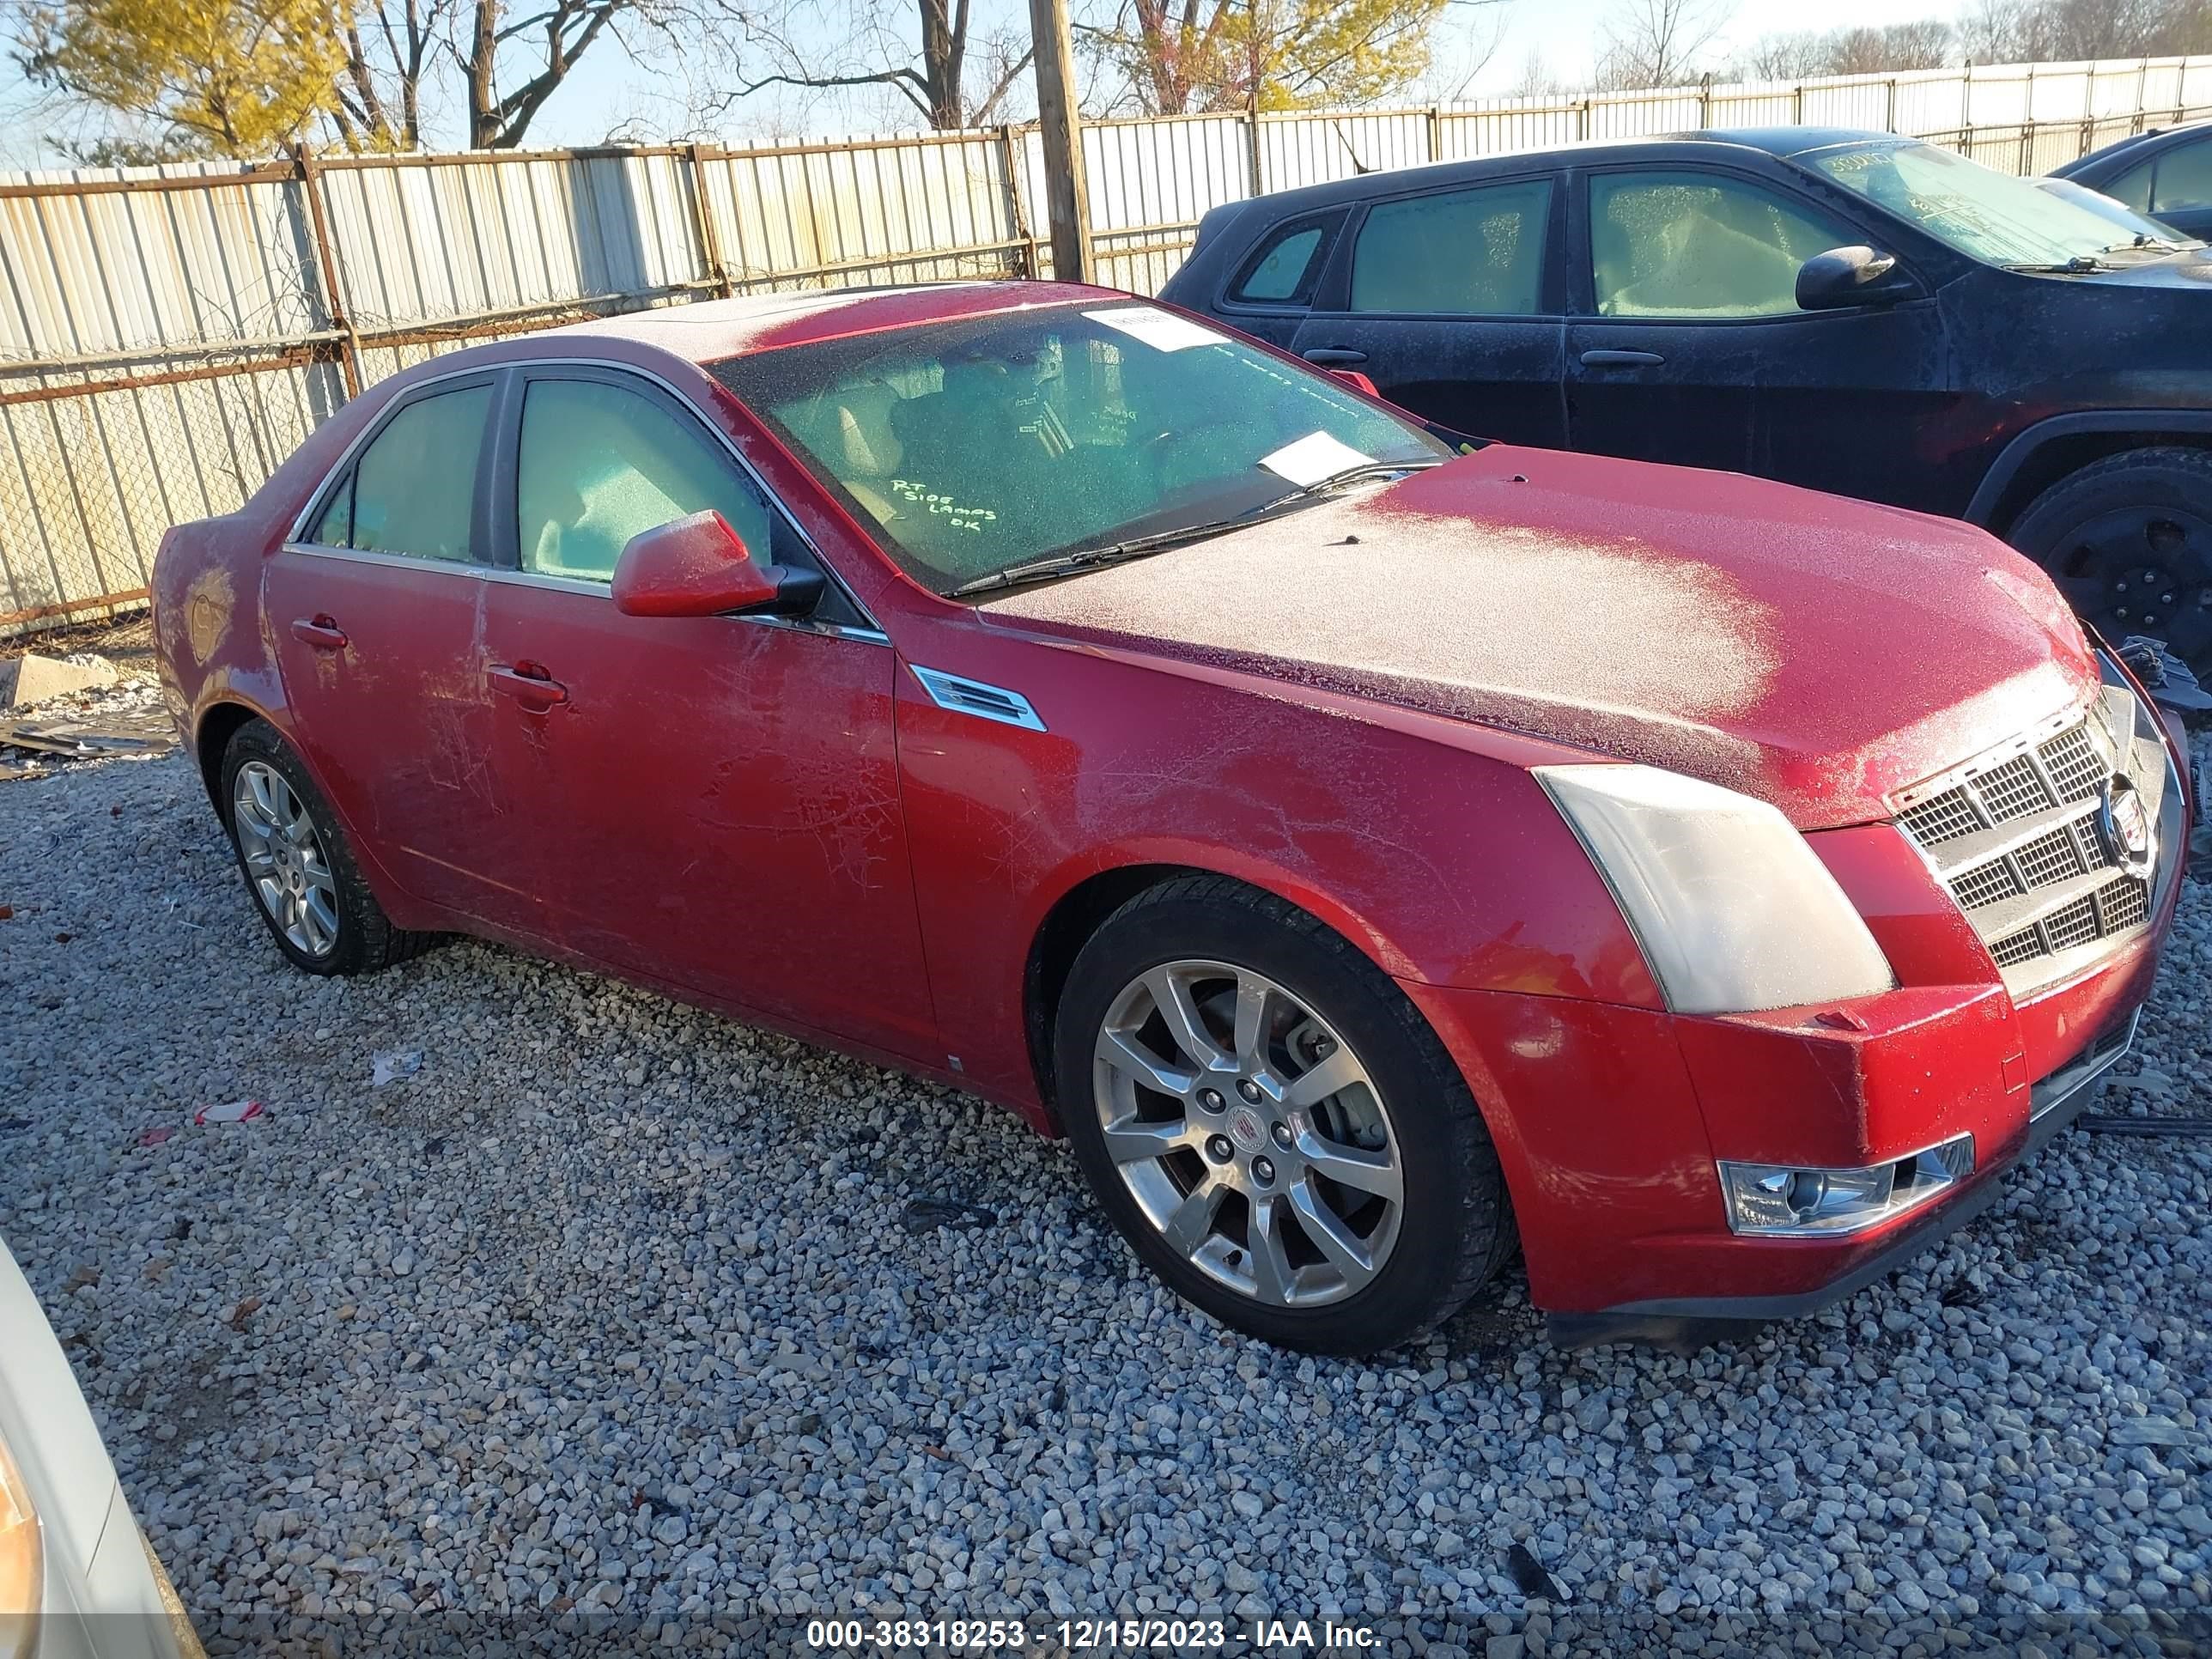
(1300, 347, 1369, 366)
(290, 615, 348, 650)
(1579, 349, 1665, 368)
(489, 663, 568, 711)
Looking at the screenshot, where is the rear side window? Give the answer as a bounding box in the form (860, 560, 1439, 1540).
(313, 385, 491, 562)
(1590, 172, 1849, 319)
(514, 378, 773, 583)
(1227, 216, 1340, 306)
(1349, 179, 1552, 315)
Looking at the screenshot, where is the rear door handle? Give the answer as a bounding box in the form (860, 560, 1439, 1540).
(1300, 347, 1369, 366)
(1578, 349, 1665, 368)
(489, 663, 568, 711)
(289, 615, 347, 650)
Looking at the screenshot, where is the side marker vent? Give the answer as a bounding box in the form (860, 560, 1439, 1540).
(908, 665, 1046, 732)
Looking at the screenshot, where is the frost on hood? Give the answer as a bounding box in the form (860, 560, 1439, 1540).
(988, 491, 1784, 778)
(981, 455, 2098, 827)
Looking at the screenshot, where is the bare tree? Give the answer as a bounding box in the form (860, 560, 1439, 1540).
(1506, 46, 1564, 95)
(1737, 30, 1826, 80)
(718, 0, 1033, 128)
(1960, 0, 2210, 63)
(1735, 19, 1954, 82)
(1591, 0, 1723, 90)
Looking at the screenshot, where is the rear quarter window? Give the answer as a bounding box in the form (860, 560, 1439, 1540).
(1226, 214, 1342, 307)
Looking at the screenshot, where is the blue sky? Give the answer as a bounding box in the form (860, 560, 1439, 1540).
(0, 0, 1965, 167)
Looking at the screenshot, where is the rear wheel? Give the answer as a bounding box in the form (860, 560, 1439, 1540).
(219, 720, 429, 976)
(1054, 876, 1514, 1355)
(2009, 447, 2212, 677)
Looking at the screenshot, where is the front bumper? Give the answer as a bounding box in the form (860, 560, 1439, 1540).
(1397, 682, 2186, 1345)
(1545, 1007, 2137, 1352)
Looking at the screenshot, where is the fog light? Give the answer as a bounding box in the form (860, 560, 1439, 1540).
(1719, 1134, 1973, 1237)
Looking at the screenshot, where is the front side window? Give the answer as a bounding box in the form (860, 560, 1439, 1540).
(1351, 179, 1551, 315)
(1590, 172, 1850, 319)
(514, 378, 773, 583)
(1808, 138, 2194, 266)
(713, 302, 1449, 595)
(314, 385, 491, 562)
(2104, 157, 2157, 213)
(2147, 137, 2212, 214)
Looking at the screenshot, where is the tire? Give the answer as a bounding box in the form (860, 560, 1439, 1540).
(1054, 874, 1515, 1355)
(2008, 446, 2212, 678)
(218, 719, 431, 976)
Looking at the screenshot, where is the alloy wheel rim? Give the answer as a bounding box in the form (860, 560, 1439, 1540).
(2050, 504, 2212, 665)
(232, 761, 340, 957)
(1091, 959, 1403, 1308)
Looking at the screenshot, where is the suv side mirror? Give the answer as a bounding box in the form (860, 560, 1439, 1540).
(611, 511, 824, 620)
(1795, 245, 1922, 311)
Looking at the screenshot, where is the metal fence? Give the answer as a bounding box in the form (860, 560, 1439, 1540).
(4, 52, 2209, 637)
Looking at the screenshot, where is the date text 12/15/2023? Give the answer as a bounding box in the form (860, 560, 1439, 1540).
(804, 1617, 1382, 1650)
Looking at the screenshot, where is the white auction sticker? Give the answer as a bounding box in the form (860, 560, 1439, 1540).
(1257, 429, 1376, 488)
(1082, 305, 1228, 352)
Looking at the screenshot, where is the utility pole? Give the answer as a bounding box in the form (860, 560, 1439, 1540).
(1027, 0, 1093, 283)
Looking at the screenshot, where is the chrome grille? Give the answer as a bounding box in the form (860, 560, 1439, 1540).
(2097, 878, 2148, 933)
(1898, 790, 1982, 846)
(1950, 859, 2019, 908)
(1894, 694, 2163, 986)
(2042, 724, 2107, 803)
(1973, 753, 2047, 822)
(2044, 893, 2100, 952)
(2013, 824, 2087, 890)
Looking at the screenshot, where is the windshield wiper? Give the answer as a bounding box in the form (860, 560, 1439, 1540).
(949, 518, 1258, 595)
(948, 458, 1440, 597)
(2007, 254, 2118, 273)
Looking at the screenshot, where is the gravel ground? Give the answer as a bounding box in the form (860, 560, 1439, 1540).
(1, 739, 2209, 1659)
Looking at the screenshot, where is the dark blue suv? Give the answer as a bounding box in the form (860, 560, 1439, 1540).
(1160, 129, 2212, 672)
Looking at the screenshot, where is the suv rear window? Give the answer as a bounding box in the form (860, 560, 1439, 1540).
(1227, 214, 1342, 306)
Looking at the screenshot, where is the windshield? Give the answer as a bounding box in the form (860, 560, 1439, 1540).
(712, 301, 1450, 595)
(2032, 175, 2198, 247)
(1808, 139, 2186, 267)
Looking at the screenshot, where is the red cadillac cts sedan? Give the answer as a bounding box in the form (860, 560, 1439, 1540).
(152, 281, 2190, 1355)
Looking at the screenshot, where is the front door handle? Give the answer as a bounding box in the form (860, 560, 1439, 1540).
(1300, 347, 1369, 366)
(1578, 349, 1665, 368)
(290, 615, 348, 650)
(489, 663, 568, 711)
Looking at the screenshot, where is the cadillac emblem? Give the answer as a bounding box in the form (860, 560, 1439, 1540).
(2098, 774, 2155, 876)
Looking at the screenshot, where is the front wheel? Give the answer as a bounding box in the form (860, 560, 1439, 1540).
(1054, 876, 1514, 1355)
(2008, 447, 2212, 678)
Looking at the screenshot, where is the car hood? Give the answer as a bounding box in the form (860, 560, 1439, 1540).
(979, 447, 2100, 830)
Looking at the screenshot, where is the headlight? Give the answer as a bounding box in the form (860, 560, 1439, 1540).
(0, 1433, 39, 1659)
(1536, 763, 1896, 1014)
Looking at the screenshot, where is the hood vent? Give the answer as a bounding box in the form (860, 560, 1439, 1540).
(908, 665, 1046, 732)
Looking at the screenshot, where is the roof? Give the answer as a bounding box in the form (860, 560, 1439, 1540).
(2050, 119, 2211, 183)
(549, 280, 1116, 365)
(1194, 126, 1899, 219)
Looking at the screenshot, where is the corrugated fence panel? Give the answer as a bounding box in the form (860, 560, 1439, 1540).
(4, 52, 2211, 631)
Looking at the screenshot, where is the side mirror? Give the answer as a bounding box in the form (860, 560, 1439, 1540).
(1795, 246, 1921, 311)
(1329, 368, 1382, 398)
(611, 511, 824, 620)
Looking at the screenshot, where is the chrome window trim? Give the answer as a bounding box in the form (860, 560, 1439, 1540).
(276, 540, 892, 646)
(284, 354, 889, 640)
